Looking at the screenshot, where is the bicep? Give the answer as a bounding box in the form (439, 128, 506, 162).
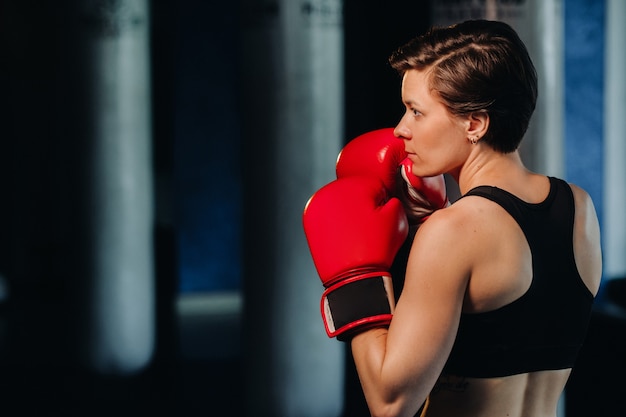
(388, 218, 469, 387)
(352, 214, 471, 413)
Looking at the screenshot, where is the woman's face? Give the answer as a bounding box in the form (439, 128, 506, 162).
(394, 69, 469, 178)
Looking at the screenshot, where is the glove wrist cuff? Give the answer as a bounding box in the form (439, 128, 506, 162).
(321, 272, 395, 341)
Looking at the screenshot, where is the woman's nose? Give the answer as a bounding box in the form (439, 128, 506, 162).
(393, 122, 410, 140)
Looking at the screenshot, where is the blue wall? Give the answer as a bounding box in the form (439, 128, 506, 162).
(564, 0, 605, 233)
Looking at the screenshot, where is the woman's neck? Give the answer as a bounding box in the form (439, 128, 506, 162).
(454, 148, 528, 195)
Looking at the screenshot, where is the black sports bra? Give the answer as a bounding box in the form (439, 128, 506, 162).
(442, 177, 595, 378)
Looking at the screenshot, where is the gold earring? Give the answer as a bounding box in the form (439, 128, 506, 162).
(469, 136, 478, 144)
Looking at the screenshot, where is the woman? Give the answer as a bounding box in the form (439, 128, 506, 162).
(349, 20, 602, 416)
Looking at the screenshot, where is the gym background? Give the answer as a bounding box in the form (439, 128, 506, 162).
(0, 0, 624, 416)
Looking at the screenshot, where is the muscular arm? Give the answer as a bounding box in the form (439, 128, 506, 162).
(350, 209, 471, 417)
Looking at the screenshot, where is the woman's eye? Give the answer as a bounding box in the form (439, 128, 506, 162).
(412, 109, 421, 117)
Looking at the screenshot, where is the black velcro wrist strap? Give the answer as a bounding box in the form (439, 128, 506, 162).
(321, 273, 395, 339)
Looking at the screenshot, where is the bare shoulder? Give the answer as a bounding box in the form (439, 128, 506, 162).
(568, 183, 597, 215)
(420, 194, 499, 230)
(404, 203, 477, 288)
(408, 196, 507, 272)
(418, 193, 509, 238)
(567, 182, 600, 243)
(567, 182, 602, 295)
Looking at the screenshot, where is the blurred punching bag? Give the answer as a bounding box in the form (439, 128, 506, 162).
(68, 0, 155, 375)
(604, 0, 626, 280)
(239, 0, 345, 416)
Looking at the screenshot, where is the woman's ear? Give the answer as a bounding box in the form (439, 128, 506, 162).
(466, 111, 489, 141)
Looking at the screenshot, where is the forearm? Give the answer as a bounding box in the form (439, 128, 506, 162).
(351, 328, 421, 417)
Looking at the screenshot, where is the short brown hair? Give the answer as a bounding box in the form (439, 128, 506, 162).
(389, 20, 537, 153)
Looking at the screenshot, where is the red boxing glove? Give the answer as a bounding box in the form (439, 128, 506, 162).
(336, 127, 449, 224)
(303, 176, 409, 340)
(336, 128, 406, 192)
(398, 158, 449, 224)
